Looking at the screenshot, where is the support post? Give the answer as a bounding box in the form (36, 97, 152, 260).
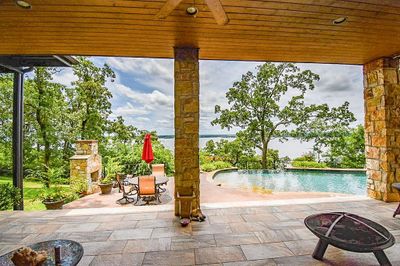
(13, 71, 24, 210)
(364, 57, 400, 202)
(174, 47, 201, 216)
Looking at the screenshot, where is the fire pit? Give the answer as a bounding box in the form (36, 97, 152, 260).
(304, 212, 395, 266)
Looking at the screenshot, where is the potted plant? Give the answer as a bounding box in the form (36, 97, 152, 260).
(40, 186, 78, 210)
(98, 176, 114, 194)
(40, 187, 66, 210)
(99, 157, 122, 194)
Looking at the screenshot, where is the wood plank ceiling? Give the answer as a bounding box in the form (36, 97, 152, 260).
(0, 0, 399, 64)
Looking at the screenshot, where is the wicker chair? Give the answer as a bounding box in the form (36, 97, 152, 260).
(135, 175, 160, 205)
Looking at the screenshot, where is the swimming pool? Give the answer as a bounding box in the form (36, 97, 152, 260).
(213, 170, 367, 195)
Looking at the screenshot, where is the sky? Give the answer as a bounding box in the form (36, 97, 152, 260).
(53, 57, 364, 135)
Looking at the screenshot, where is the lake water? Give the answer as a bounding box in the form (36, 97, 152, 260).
(159, 137, 315, 159)
(213, 170, 367, 195)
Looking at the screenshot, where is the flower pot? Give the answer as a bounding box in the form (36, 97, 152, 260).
(42, 199, 64, 210)
(99, 183, 113, 194)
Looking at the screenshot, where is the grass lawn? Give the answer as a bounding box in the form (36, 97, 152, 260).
(0, 175, 70, 211)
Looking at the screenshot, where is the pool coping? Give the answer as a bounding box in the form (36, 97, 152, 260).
(285, 166, 366, 173)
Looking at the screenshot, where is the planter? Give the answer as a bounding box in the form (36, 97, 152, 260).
(42, 199, 64, 210)
(99, 183, 113, 194)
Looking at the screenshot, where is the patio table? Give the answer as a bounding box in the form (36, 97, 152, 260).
(126, 176, 169, 194)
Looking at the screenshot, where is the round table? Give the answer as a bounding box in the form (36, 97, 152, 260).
(304, 212, 395, 266)
(0, 239, 83, 266)
(127, 176, 169, 186)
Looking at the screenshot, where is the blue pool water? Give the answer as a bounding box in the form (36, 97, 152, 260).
(213, 170, 367, 195)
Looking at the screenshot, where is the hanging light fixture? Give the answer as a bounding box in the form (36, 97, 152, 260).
(15, 0, 32, 9)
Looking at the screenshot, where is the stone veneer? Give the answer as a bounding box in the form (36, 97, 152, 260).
(70, 140, 102, 194)
(364, 57, 400, 202)
(174, 47, 201, 215)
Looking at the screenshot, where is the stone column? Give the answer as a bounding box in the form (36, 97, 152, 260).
(174, 47, 201, 215)
(364, 57, 400, 202)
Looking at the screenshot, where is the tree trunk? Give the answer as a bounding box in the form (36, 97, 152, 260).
(261, 145, 268, 169)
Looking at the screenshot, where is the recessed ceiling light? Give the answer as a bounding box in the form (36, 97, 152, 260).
(186, 6, 198, 16)
(333, 17, 347, 25)
(15, 0, 32, 9)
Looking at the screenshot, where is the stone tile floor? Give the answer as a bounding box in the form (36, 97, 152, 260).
(0, 198, 399, 265)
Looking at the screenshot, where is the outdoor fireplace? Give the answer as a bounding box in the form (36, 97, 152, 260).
(70, 140, 102, 194)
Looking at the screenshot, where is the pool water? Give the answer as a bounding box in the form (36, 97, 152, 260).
(213, 170, 367, 195)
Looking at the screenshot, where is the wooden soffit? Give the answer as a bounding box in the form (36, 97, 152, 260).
(0, 0, 400, 65)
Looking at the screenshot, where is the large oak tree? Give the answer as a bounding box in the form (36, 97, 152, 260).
(212, 63, 355, 168)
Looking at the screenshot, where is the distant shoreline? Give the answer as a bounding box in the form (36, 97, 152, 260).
(158, 134, 236, 139)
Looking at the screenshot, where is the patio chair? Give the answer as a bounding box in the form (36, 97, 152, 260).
(152, 164, 165, 177)
(115, 173, 136, 204)
(151, 164, 167, 194)
(135, 175, 160, 205)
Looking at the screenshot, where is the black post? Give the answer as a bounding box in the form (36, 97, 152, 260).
(12, 71, 24, 210)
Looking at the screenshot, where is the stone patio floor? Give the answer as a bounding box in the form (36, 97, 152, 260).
(1, 198, 399, 265)
(64, 173, 355, 209)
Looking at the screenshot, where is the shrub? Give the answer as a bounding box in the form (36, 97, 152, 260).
(100, 176, 114, 185)
(292, 161, 327, 168)
(39, 186, 78, 203)
(0, 184, 22, 210)
(293, 152, 315, 162)
(201, 161, 232, 172)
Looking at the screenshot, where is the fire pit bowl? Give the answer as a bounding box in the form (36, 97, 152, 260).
(304, 212, 395, 266)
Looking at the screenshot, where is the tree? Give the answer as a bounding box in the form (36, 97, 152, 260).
(69, 57, 115, 141)
(325, 125, 365, 168)
(212, 62, 355, 169)
(0, 74, 13, 170)
(108, 116, 138, 145)
(24, 68, 66, 186)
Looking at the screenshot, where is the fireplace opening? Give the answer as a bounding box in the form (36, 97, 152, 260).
(91, 171, 99, 182)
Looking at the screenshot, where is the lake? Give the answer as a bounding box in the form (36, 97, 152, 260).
(159, 137, 315, 159)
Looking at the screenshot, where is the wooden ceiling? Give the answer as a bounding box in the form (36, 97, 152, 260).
(0, 0, 399, 65)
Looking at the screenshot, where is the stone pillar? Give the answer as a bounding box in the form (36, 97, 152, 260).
(174, 47, 201, 215)
(364, 57, 400, 202)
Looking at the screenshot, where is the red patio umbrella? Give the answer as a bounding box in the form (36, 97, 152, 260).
(142, 133, 154, 164)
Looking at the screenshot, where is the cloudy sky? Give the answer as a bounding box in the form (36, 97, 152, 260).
(54, 57, 364, 135)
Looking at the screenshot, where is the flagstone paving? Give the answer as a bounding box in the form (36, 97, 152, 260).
(0, 199, 399, 265)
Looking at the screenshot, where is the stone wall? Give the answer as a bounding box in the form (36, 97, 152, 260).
(364, 57, 400, 202)
(70, 140, 102, 194)
(174, 47, 201, 215)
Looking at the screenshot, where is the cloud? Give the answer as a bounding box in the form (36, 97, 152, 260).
(91, 57, 364, 135)
(105, 57, 173, 94)
(113, 103, 150, 116)
(52, 68, 76, 87)
(113, 83, 173, 111)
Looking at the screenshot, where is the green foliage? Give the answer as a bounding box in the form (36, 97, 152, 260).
(324, 125, 365, 168)
(69, 57, 115, 142)
(0, 75, 13, 170)
(39, 186, 78, 203)
(292, 161, 327, 168)
(293, 152, 315, 162)
(201, 137, 290, 170)
(100, 176, 114, 185)
(212, 62, 355, 169)
(0, 183, 22, 210)
(201, 161, 232, 172)
(102, 132, 174, 177)
(104, 157, 122, 178)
